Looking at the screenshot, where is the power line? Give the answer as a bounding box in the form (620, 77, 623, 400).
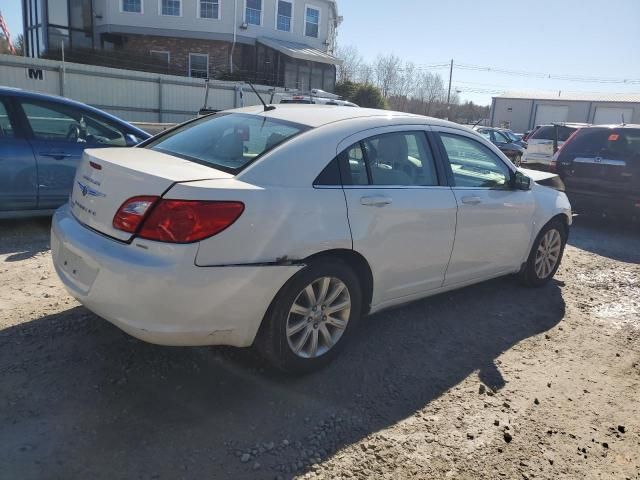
(453, 62, 640, 85)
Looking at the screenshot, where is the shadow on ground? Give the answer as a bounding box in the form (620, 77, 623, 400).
(0, 275, 565, 479)
(0, 218, 51, 260)
(568, 215, 640, 264)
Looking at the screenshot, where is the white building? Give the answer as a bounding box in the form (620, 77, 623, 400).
(23, 0, 342, 91)
(491, 91, 640, 132)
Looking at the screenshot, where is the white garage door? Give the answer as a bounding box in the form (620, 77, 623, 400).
(534, 105, 569, 125)
(593, 107, 633, 125)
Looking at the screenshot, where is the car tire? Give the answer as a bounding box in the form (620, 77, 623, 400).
(519, 218, 567, 287)
(256, 260, 362, 374)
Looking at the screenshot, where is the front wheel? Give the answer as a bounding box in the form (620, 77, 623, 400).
(256, 260, 362, 373)
(519, 219, 567, 287)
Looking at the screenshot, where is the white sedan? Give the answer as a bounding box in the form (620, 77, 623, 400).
(51, 105, 572, 372)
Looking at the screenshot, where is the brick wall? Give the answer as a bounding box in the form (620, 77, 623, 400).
(118, 34, 247, 78)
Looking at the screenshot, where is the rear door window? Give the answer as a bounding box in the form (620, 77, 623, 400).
(337, 131, 440, 187)
(363, 132, 438, 186)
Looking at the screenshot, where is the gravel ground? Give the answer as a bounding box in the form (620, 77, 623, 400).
(0, 216, 638, 480)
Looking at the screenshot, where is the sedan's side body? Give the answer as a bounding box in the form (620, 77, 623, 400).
(51, 106, 572, 371)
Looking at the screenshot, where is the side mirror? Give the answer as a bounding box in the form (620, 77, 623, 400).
(125, 133, 141, 147)
(513, 171, 532, 190)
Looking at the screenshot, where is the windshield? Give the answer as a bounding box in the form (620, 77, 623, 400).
(503, 131, 520, 142)
(145, 113, 309, 173)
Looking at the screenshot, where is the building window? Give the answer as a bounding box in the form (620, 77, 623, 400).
(199, 0, 220, 19)
(189, 53, 209, 78)
(121, 0, 142, 13)
(150, 50, 170, 69)
(276, 0, 292, 32)
(245, 0, 262, 25)
(160, 0, 181, 16)
(305, 5, 319, 38)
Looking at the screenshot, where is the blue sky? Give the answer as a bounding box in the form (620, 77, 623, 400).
(2, 0, 640, 105)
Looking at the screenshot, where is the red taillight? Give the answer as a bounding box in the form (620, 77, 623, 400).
(114, 197, 244, 243)
(113, 196, 159, 233)
(139, 200, 244, 243)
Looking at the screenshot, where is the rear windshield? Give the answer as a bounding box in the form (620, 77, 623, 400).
(564, 128, 640, 156)
(145, 113, 309, 173)
(280, 99, 314, 104)
(530, 125, 577, 142)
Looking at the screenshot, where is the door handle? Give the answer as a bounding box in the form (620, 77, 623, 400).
(360, 195, 392, 207)
(41, 152, 73, 160)
(461, 195, 482, 205)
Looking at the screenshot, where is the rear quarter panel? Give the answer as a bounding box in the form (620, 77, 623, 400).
(165, 179, 352, 266)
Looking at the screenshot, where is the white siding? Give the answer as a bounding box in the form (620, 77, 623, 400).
(593, 107, 634, 125)
(534, 105, 569, 125)
(96, 0, 335, 52)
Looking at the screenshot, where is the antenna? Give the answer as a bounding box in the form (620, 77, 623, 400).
(247, 82, 276, 112)
(621, 113, 626, 125)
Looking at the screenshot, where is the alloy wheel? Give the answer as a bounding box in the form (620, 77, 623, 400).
(286, 277, 351, 359)
(534, 228, 562, 279)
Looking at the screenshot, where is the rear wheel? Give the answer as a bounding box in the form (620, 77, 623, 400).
(256, 260, 362, 373)
(519, 219, 567, 287)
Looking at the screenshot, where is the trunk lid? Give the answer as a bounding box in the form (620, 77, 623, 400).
(70, 148, 232, 241)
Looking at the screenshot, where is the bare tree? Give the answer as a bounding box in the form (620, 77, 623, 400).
(335, 45, 362, 83)
(374, 53, 402, 98)
(358, 62, 374, 85)
(392, 61, 417, 110)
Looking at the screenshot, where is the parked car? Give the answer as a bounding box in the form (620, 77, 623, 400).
(51, 105, 572, 373)
(279, 89, 359, 107)
(553, 124, 640, 218)
(502, 130, 525, 144)
(522, 123, 589, 171)
(0, 87, 151, 218)
(474, 127, 525, 165)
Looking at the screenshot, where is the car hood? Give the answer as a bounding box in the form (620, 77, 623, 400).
(520, 168, 565, 192)
(519, 168, 555, 182)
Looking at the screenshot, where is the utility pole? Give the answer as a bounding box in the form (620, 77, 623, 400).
(446, 59, 453, 120)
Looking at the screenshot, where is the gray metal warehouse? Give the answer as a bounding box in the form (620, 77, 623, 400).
(490, 91, 640, 133)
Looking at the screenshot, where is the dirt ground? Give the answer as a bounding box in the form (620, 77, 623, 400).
(0, 216, 638, 480)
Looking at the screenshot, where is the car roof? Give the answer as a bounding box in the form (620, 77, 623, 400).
(225, 104, 459, 129)
(579, 124, 640, 130)
(0, 86, 150, 138)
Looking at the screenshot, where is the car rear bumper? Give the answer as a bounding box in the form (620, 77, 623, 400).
(567, 191, 640, 217)
(51, 204, 302, 347)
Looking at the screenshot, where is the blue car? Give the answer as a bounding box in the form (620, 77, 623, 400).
(0, 87, 151, 218)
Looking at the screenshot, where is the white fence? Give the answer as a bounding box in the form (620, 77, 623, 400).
(0, 54, 275, 124)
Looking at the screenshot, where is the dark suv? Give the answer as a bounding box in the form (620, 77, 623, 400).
(554, 125, 640, 217)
